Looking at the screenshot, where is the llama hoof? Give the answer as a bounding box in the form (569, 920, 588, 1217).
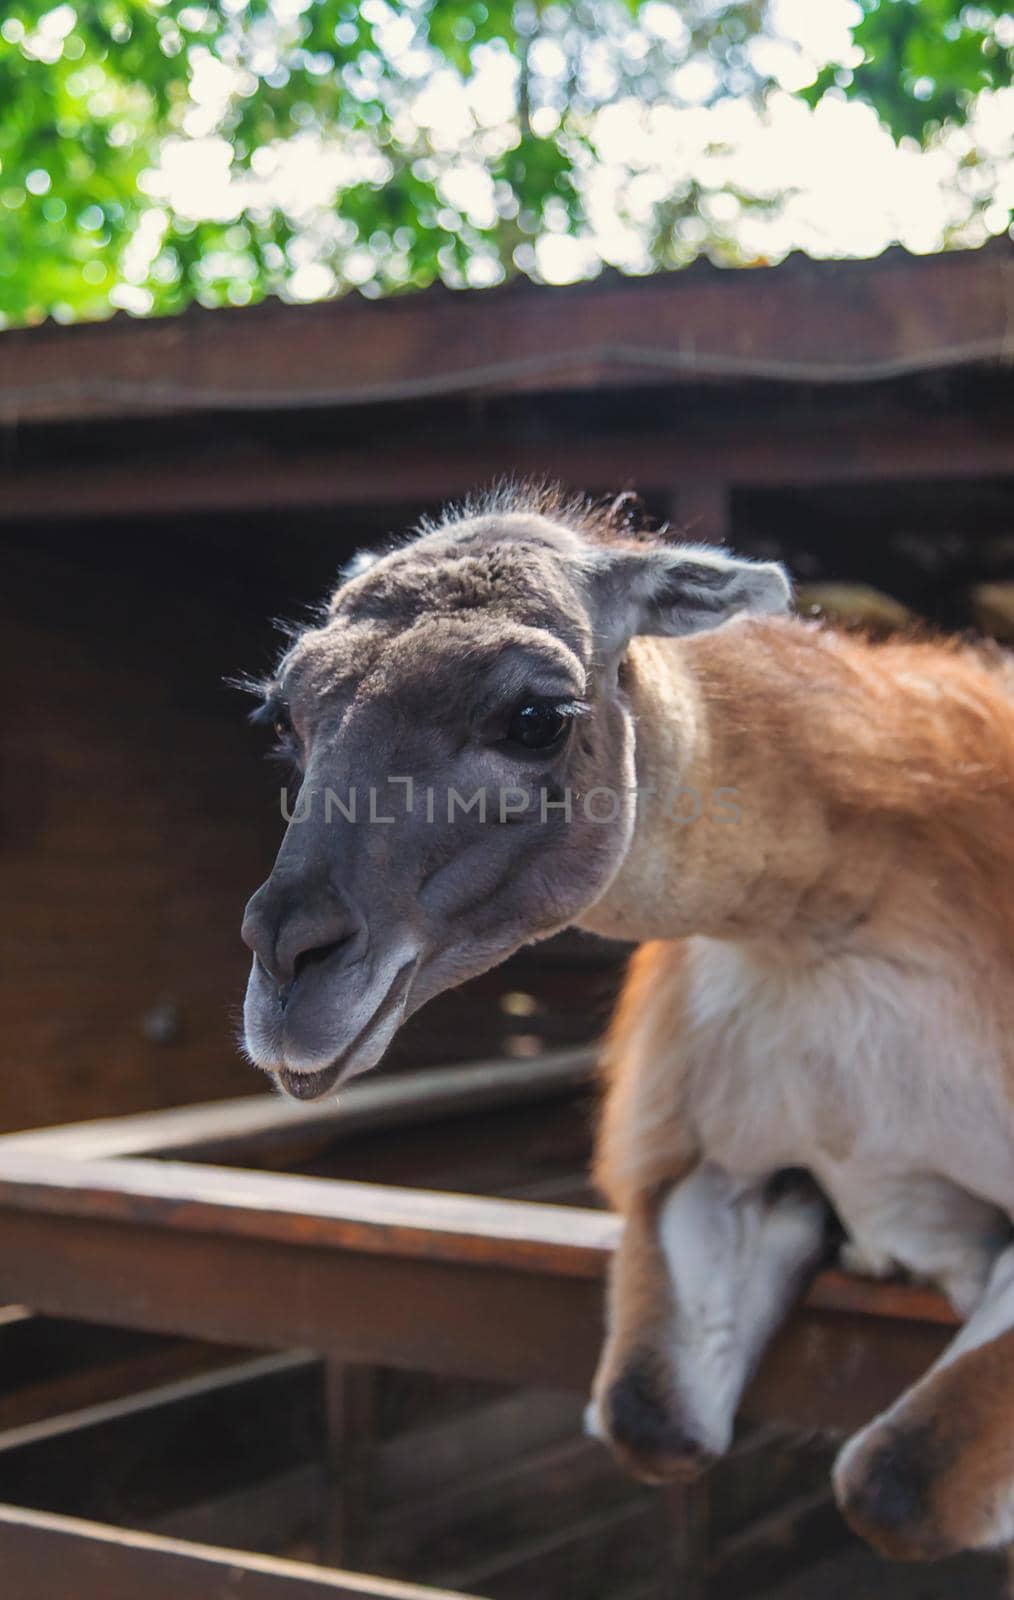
(594, 1363, 718, 1485)
(833, 1424, 952, 1562)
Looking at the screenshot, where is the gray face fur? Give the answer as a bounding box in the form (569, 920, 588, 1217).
(241, 492, 789, 1099)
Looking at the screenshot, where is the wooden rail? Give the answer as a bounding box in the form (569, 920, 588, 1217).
(0, 1052, 956, 1426)
(0, 1051, 967, 1596)
(0, 1505, 483, 1600)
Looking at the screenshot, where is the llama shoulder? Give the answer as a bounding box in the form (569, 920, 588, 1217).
(682, 620, 1014, 942)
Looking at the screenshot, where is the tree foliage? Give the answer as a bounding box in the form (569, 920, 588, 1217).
(0, 0, 1010, 327)
(807, 0, 1013, 143)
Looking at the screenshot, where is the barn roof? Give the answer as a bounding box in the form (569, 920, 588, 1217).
(1, 242, 1012, 537)
(2, 240, 1012, 428)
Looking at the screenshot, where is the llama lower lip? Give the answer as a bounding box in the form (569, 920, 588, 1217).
(274, 956, 419, 1101)
(277, 1062, 342, 1099)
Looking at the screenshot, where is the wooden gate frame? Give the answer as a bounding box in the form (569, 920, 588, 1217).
(0, 1051, 957, 1596)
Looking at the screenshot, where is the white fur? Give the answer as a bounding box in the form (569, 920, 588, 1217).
(679, 935, 1014, 1313)
(655, 1164, 825, 1455)
(945, 1243, 1014, 1363)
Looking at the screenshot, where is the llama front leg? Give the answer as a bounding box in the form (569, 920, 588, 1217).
(835, 1243, 1014, 1560)
(587, 1163, 828, 1482)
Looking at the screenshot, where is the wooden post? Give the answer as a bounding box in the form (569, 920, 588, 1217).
(321, 1363, 377, 1570)
(656, 1477, 710, 1600)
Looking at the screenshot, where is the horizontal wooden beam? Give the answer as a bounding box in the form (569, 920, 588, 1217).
(2, 244, 1011, 426)
(0, 1504, 485, 1600)
(0, 1309, 249, 1431)
(1, 409, 1012, 524)
(0, 1049, 596, 1165)
(0, 1155, 619, 1278)
(0, 1053, 958, 1436)
(0, 1353, 322, 1530)
(0, 1144, 956, 1429)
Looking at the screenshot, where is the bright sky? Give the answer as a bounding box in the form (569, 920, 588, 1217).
(121, 0, 1014, 309)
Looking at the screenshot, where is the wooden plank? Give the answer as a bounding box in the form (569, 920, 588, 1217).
(0, 1504, 487, 1600)
(322, 1363, 377, 1567)
(746, 1302, 952, 1434)
(0, 1209, 607, 1389)
(153, 1466, 326, 1562)
(659, 1479, 710, 1600)
(2, 407, 1013, 523)
(437, 1496, 656, 1600)
(0, 1138, 962, 1327)
(0, 543, 295, 1136)
(0, 1188, 954, 1429)
(0, 1309, 250, 1430)
(706, 1486, 844, 1600)
(0, 1087, 958, 1436)
(370, 1369, 506, 1446)
(0, 1156, 620, 1278)
(3, 243, 1010, 425)
(706, 1425, 834, 1546)
(374, 1390, 581, 1508)
(803, 1268, 956, 1326)
(369, 1435, 643, 1577)
(755, 1543, 1008, 1600)
(0, 1353, 323, 1529)
(793, 582, 912, 629)
(0, 1050, 596, 1164)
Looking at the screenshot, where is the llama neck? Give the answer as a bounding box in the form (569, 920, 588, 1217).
(576, 627, 891, 947)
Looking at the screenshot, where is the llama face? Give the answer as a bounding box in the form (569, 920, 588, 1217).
(240, 500, 788, 1097)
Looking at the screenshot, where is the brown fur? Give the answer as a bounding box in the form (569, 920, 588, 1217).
(589, 621, 1014, 947)
(587, 617, 1014, 1561)
(836, 1330, 1014, 1559)
(594, 620, 1014, 1207)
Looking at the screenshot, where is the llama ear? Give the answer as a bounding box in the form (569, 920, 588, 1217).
(589, 544, 791, 656)
(340, 548, 381, 582)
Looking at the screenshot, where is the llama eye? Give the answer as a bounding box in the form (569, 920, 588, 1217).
(505, 702, 570, 751)
(249, 693, 300, 764)
(262, 699, 294, 743)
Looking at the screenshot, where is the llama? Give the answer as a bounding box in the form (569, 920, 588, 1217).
(241, 490, 1014, 1561)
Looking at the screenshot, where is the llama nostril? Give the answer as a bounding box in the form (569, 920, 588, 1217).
(291, 939, 348, 984)
(244, 881, 364, 991)
(276, 941, 348, 1007)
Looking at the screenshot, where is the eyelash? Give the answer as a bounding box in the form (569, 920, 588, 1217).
(252, 698, 302, 764)
(499, 698, 588, 751)
(252, 695, 587, 763)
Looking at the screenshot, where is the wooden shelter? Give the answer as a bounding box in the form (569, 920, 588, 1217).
(3, 240, 1014, 1133)
(3, 244, 1014, 1595)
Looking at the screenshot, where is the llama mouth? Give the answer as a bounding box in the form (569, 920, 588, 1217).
(277, 1062, 342, 1100)
(273, 956, 418, 1101)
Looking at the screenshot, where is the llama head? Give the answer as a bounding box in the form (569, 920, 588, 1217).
(240, 489, 789, 1097)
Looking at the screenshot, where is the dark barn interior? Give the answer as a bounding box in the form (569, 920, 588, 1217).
(2, 242, 1014, 1598)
